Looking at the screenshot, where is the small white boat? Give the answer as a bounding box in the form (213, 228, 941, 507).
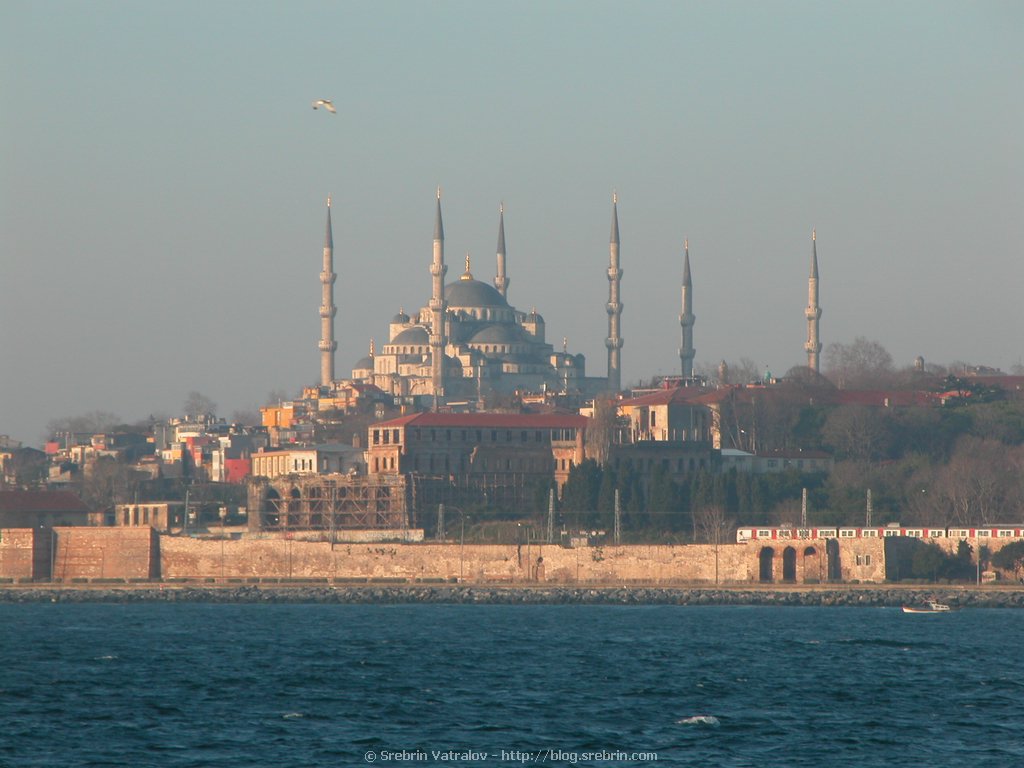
(902, 602, 951, 614)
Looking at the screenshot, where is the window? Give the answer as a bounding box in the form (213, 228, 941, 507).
(864, 554, 872, 565)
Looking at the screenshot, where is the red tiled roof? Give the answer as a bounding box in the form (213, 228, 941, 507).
(0, 491, 90, 514)
(371, 412, 588, 429)
(619, 387, 712, 407)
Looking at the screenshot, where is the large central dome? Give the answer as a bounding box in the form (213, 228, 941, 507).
(445, 277, 507, 309)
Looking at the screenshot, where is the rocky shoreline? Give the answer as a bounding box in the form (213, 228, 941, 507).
(2, 584, 1024, 607)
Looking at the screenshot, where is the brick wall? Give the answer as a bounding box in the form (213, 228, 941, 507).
(51, 527, 157, 581)
(0, 528, 40, 580)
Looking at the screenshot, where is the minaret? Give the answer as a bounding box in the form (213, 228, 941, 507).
(494, 203, 509, 298)
(429, 189, 448, 401)
(318, 197, 338, 387)
(679, 239, 695, 378)
(804, 228, 822, 372)
(605, 193, 624, 392)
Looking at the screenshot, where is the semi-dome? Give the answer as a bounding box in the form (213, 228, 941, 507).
(469, 324, 527, 344)
(391, 326, 429, 345)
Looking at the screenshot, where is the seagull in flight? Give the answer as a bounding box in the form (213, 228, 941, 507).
(312, 99, 336, 113)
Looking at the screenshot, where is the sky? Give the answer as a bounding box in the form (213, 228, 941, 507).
(2, 1, 1022, 446)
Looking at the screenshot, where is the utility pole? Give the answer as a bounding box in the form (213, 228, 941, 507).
(614, 488, 621, 545)
(437, 503, 445, 541)
(801, 487, 808, 527)
(547, 489, 555, 544)
(866, 488, 872, 527)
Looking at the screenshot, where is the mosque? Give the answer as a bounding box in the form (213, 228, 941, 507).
(317, 192, 627, 406)
(312, 191, 823, 408)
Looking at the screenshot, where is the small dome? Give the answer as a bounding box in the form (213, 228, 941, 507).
(391, 310, 410, 324)
(391, 326, 429, 345)
(445, 278, 508, 309)
(353, 356, 374, 371)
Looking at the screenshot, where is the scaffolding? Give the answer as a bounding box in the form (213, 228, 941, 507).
(249, 474, 410, 532)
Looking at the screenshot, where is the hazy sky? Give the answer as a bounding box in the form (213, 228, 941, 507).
(2, 1, 1022, 446)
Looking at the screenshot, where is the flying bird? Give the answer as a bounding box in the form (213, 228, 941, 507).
(312, 99, 336, 114)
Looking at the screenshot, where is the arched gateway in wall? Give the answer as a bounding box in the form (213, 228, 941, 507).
(758, 541, 837, 583)
(759, 547, 774, 582)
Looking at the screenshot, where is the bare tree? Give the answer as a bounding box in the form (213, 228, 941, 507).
(183, 391, 217, 419)
(822, 405, 893, 461)
(824, 337, 895, 389)
(585, 397, 618, 465)
(934, 437, 1022, 525)
(46, 411, 122, 439)
(693, 503, 733, 545)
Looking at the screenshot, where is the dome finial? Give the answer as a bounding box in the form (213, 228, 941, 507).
(461, 252, 473, 280)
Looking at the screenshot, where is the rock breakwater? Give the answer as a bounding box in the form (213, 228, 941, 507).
(2, 584, 1024, 607)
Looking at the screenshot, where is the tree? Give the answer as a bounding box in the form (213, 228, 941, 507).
(585, 397, 618, 466)
(824, 337, 895, 389)
(183, 391, 217, 419)
(822, 405, 894, 461)
(45, 411, 122, 439)
(992, 541, 1024, 580)
(693, 504, 732, 545)
(560, 459, 602, 524)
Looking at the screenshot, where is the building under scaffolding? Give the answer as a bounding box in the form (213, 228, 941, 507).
(248, 474, 411, 533)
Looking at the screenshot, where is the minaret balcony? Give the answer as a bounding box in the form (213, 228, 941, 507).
(607, 268, 623, 281)
(606, 302, 623, 315)
(318, 340, 338, 352)
(319, 305, 337, 318)
(605, 337, 624, 350)
(320, 272, 337, 285)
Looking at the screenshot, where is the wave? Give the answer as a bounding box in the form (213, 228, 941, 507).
(677, 715, 720, 726)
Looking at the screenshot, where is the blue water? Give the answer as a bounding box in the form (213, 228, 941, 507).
(1, 604, 1022, 767)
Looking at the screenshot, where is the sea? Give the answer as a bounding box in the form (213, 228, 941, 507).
(1, 603, 1022, 768)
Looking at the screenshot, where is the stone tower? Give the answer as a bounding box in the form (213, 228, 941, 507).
(605, 193, 624, 392)
(494, 203, 509, 299)
(679, 239, 695, 378)
(429, 189, 448, 400)
(804, 229, 822, 372)
(318, 197, 338, 387)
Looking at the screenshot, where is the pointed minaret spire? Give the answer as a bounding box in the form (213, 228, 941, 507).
(318, 197, 338, 387)
(605, 192, 624, 392)
(679, 239, 696, 379)
(494, 202, 509, 298)
(804, 228, 822, 372)
(429, 189, 448, 403)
